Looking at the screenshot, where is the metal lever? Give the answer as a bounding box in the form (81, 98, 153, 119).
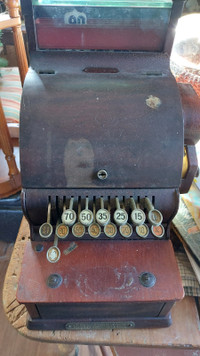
(46, 220, 61, 263)
(39, 201, 53, 239)
(130, 198, 146, 226)
(144, 197, 163, 226)
(88, 200, 101, 238)
(79, 197, 94, 226)
(113, 197, 128, 226)
(96, 197, 110, 226)
(61, 197, 77, 226)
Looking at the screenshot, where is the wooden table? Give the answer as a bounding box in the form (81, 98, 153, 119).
(2, 217, 200, 349)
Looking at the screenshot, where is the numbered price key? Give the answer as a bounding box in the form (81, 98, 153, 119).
(56, 223, 69, 239)
(136, 224, 149, 239)
(119, 223, 133, 238)
(96, 209, 110, 226)
(104, 222, 117, 238)
(131, 209, 146, 226)
(62, 209, 77, 226)
(114, 208, 128, 226)
(151, 225, 165, 238)
(39, 222, 53, 239)
(72, 222, 85, 238)
(79, 209, 94, 226)
(148, 209, 163, 226)
(46, 246, 61, 263)
(88, 222, 101, 238)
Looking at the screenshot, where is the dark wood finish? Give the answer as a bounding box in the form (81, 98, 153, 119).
(3, 218, 200, 347)
(20, 55, 183, 190)
(16, 238, 184, 329)
(28, 314, 172, 330)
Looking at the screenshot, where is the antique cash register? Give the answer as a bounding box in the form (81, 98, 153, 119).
(17, 0, 200, 330)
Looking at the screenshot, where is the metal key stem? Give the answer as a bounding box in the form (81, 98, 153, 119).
(72, 200, 86, 237)
(113, 197, 128, 226)
(39, 201, 53, 239)
(130, 198, 146, 226)
(144, 197, 163, 226)
(88, 200, 101, 238)
(79, 197, 94, 226)
(104, 198, 117, 238)
(47, 220, 61, 263)
(96, 197, 110, 226)
(62, 197, 77, 226)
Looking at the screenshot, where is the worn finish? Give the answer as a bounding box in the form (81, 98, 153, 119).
(16, 238, 184, 329)
(17, 0, 200, 331)
(3, 217, 200, 347)
(20, 55, 184, 190)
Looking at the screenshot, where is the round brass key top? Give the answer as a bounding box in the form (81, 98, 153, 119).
(56, 223, 69, 239)
(151, 224, 165, 238)
(144, 198, 163, 226)
(39, 222, 53, 239)
(46, 246, 61, 263)
(104, 222, 117, 238)
(113, 198, 128, 226)
(96, 197, 110, 226)
(130, 198, 146, 226)
(79, 198, 94, 226)
(88, 222, 101, 238)
(119, 223, 133, 238)
(39, 202, 53, 239)
(61, 198, 77, 226)
(72, 222, 85, 238)
(136, 224, 149, 238)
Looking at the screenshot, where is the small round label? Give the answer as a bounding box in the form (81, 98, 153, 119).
(131, 209, 146, 226)
(39, 222, 53, 239)
(136, 224, 149, 238)
(56, 223, 69, 239)
(113, 209, 128, 226)
(104, 223, 117, 238)
(148, 209, 163, 226)
(46, 246, 61, 263)
(151, 225, 165, 238)
(96, 209, 110, 226)
(79, 209, 93, 226)
(119, 223, 133, 238)
(72, 222, 85, 238)
(88, 223, 101, 238)
(61, 209, 77, 226)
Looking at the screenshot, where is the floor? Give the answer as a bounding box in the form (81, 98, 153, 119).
(1, 239, 200, 356)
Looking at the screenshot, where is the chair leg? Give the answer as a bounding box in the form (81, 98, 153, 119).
(0, 100, 21, 198)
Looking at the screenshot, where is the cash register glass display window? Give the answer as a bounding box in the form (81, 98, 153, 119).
(32, 0, 172, 51)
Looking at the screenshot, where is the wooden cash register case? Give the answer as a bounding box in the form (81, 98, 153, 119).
(16, 0, 200, 329)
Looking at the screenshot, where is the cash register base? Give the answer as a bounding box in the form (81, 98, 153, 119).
(17, 239, 184, 330)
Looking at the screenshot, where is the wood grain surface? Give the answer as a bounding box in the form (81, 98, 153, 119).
(3, 217, 200, 347)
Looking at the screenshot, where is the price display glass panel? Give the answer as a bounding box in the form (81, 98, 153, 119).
(32, 0, 172, 51)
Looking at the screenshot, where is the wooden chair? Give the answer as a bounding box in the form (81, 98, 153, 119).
(0, 0, 28, 199)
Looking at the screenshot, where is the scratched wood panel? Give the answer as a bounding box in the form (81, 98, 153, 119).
(2, 217, 200, 347)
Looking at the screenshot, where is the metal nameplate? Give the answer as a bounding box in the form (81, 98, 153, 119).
(65, 321, 135, 330)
